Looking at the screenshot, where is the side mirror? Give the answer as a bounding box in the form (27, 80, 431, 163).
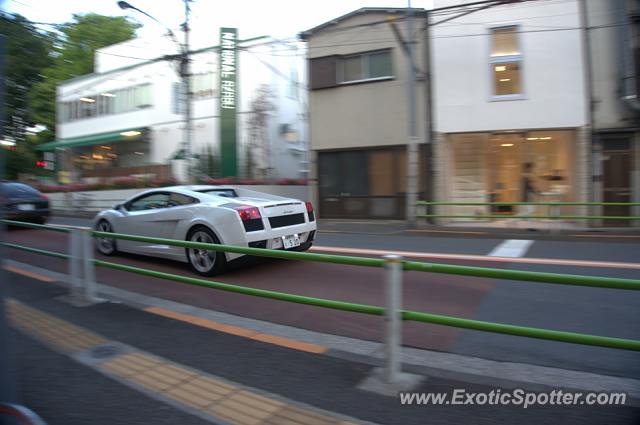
(115, 203, 126, 212)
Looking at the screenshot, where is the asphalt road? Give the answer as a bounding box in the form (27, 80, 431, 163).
(3, 216, 640, 379)
(10, 276, 639, 425)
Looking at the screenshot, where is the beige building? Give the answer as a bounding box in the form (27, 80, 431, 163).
(301, 8, 430, 219)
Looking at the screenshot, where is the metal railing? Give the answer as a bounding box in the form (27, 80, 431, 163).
(416, 201, 640, 221)
(2, 219, 640, 385)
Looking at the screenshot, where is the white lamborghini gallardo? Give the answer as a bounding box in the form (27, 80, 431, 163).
(93, 185, 316, 275)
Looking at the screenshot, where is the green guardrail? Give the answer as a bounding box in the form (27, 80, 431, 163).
(3, 240, 639, 352)
(92, 231, 640, 291)
(417, 201, 640, 206)
(2, 242, 70, 260)
(416, 201, 640, 220)
(3, 220, 640, 291)
(93, 230, 386, 268)
(2, 219, 71, 233)
(417, 215, 640, 220)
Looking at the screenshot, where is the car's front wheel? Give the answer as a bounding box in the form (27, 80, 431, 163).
(95, 220, 117, 255)
(186, 226, 227, 276)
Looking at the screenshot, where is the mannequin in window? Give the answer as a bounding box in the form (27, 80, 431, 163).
(519, 162, 537, 229)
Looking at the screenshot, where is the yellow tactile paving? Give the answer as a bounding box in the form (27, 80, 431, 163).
(155, 363, 197, 382)
(230, 390, 286, 412)
(7, 299, 106, 353)
(128, 372, 176, 392)
(165, 387, 215, 409)
(8, 299, 361, 425)
(186, 376, 237, 397)
(144, 306, 328, 354)
(175, 381, 228, 403)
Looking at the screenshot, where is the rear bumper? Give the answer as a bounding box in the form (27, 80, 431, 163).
(225, 221, 317, 261)
(5, 209, 50, 222)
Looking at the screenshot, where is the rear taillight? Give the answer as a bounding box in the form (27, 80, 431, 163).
(305, 201, 315, 222)
(40, 194, 48, 201)
(234, 205, 261, 221)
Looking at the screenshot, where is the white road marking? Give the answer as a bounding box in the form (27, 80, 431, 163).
(487, 240, 534, 258)
(309, 246, 640, 270)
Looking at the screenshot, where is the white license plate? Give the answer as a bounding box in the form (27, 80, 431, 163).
(17, 203, 35, 211)
(282, 234, 300, 249)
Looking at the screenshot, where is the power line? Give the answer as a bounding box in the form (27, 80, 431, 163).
(239, 46, 308, 90)
(289, 20, 629, 52)
(10, 0, 31, 8)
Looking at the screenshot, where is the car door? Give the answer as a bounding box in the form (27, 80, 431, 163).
(116, 191, 172, 254)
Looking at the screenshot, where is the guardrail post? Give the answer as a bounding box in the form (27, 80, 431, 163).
(67, 227, 101, 306)
(81, 228, 99, 303)
(69, 228, 83, 303)
(383, 254, 403, 384)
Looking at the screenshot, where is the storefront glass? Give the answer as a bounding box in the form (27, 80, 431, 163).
(447, 130, 575, 217)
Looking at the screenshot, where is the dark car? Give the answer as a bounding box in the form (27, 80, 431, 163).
(1, 181, 50, 224)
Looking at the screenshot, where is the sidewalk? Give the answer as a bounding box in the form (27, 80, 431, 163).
(317, 219, 640, 238)
(4, 270, 640, 425)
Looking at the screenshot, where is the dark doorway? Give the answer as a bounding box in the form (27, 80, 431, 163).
(602, 135, 632, 227)
(317, 147, 426, 219)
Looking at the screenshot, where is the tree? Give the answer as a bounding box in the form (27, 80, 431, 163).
(0, 13, 52, 141)
(30, 13, 140, 140)
(196, 144, 220, 180)
(245, 85, 274, 179)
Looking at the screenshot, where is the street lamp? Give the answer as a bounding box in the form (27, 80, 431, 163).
(117, 0, 194, 184)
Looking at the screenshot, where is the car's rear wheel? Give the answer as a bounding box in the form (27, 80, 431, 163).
(95, 220, 117, 255)
(186, 226, 226, 276)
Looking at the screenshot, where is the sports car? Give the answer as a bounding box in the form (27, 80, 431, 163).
(93, 185, 316, 275)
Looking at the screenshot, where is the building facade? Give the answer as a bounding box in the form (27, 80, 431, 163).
(302, 1, 624, 223)
(42, 33, 308, 184)
(585, 0, 640, 225)
(301, 8, 430, 220)
(431, 0, 589, 220)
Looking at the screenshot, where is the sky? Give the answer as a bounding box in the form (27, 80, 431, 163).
(2, 0, 435, 42)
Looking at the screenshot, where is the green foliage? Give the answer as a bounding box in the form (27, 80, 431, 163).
(4, 134, 47, 179)
(196, 145, 220, 179)
(0, 13, 52, 138)
(55, 13, 141, 78)
(29, 13, 140, 139)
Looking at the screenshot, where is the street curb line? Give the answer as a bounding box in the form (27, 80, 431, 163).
(144, 306, 328, 354)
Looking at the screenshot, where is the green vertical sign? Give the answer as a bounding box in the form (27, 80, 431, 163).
(219, 27, 238, 177)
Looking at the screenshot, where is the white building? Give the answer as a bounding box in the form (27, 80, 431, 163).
(40, 31, 308, 183)
(431, 0, 589, 218)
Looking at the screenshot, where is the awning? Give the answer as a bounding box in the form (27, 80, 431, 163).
(36, 127, 148, 151)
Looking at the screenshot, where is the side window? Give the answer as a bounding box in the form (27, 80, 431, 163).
(168, 192, 198, 207)
(127, 193, 170, 211)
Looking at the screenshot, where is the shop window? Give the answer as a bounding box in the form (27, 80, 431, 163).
(59, 83, 153, 123)
(490, 26, 523, 98)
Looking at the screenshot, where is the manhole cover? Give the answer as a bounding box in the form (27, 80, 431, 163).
(89, 344, 123, 360)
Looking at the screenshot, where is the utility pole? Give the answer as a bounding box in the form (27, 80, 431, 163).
(406, 1, 419, 228)
(181, 0, 194, 184)
(118, 0, 194, 183)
